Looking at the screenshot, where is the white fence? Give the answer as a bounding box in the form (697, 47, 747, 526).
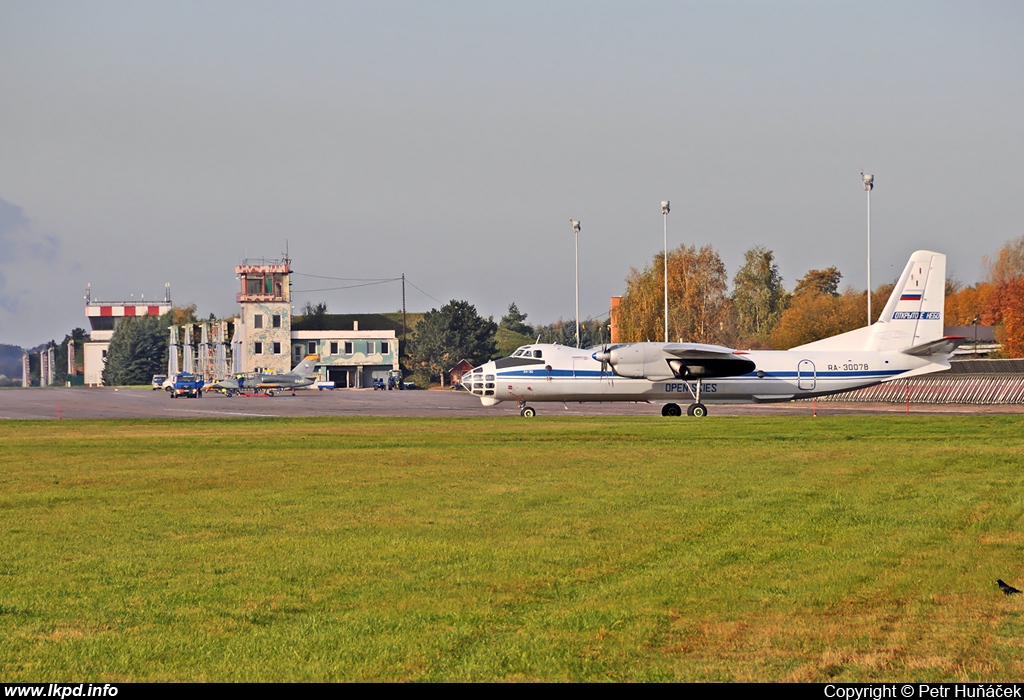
(817, 360, 1024, 404)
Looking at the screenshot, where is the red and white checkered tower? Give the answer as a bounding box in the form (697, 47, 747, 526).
(83, 284, 173, 386)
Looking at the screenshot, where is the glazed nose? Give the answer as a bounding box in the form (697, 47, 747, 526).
(464, 364, 497, 398)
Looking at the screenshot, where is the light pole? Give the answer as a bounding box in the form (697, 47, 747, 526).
(862, 172, 874, 326)
(662, 200, 670, 342)
(570, 219, 581, 348)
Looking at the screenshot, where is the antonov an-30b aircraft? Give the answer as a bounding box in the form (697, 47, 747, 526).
(463, 250, 963, 417)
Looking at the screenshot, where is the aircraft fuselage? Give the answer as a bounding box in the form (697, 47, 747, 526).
(465, 343, 944, 406)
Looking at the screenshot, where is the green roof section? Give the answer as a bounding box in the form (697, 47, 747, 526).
(292, 312, 425, 335)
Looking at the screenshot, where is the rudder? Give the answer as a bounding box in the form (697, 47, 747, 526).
(866, 250, 946, 352)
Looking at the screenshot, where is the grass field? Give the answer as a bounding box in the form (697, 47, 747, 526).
(2, 416, 1023, 682)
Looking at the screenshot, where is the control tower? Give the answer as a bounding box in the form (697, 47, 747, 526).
(235, 257, 291, 373)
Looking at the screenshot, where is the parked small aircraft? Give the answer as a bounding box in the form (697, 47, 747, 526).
(215, 355, 319, 396)
(463, 250, 963, 417)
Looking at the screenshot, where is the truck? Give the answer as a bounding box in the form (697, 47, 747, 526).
(168, 372, 203, 398)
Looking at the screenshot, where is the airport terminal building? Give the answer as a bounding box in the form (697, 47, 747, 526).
(85, 259, 399, 388)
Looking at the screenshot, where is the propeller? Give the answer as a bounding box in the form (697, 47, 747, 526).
(593, 344, 613, 380)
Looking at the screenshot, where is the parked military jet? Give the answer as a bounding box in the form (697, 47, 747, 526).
(215, 355, 319, 396)
(463, 250, 963, 417)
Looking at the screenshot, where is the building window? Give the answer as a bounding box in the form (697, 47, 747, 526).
(330, 341, 338, 355)
(273, 314, 282, 329)
(294, 345, 302, 358)
(344, 341, 353, 355)
(307, 341, 316, 354)
(254, 314, 263, 329)
(273, 342, 281, 354)
(254, 342, 263, 355)
(381, 341, 389, 355)
(366, 341, 375, 354)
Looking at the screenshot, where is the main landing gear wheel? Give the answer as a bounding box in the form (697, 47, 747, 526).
(520, 406, 537, 417)
(662, 403, 682, 417)
(688, 403, 708, 418)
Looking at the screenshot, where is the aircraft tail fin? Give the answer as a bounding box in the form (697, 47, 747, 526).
(866, 250, 946, 352)
(291, 354, 319, 377)
(791, 250, 947, 353)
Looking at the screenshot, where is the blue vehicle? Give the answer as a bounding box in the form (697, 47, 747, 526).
(168, 372, 203, 398)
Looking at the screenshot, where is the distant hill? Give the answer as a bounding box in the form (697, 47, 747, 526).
(0, 344, 24, 379)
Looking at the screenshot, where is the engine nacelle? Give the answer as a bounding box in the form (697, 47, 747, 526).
(604, 343, 677, 381)
(594, 343, 756, 381)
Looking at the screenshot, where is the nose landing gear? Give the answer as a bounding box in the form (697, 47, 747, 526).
(517, 398, 536, 417)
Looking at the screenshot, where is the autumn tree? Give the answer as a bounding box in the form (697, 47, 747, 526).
(793, 267, 841, 297)
(769, 289, 863, 349)
(732, 246, 786, 344)
(987, 236, 1024, 286)
(984, 236, 1024, 357)
(616, 244, 729, 344)
(170, 304, 198, 326)
(768, 265, 885, 348)
(946, 283, 997, 326)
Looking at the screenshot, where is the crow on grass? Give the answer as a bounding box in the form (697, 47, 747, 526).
(997, 579, 1021, 595)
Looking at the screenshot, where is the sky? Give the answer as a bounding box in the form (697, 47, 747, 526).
(1, 1, 1022, 347)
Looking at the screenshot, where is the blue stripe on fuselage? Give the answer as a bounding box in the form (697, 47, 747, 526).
(496, 369, 905, 380)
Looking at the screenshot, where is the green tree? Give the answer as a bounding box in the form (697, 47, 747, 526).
(102, 316, 168, 385)
(403, 300, 497, 384)
(299, 301, 329, 329)
(732, 246, 786, 342)
(495, 328, 534, 357)
(499, 303, 532, 336)
(533, 318, 607, 347)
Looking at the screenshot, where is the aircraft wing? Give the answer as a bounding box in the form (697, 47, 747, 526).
(598, 342, 755, 380)
(662, 343, 757, 378)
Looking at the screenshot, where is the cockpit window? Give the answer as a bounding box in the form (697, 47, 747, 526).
(532, 350, 543, 358)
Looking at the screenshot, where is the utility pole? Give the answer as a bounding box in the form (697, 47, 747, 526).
(662, 201, 670, 342)
(862, 172, 874, 325)
(401, 273, 407, 346)
(570, 219, 581, 348)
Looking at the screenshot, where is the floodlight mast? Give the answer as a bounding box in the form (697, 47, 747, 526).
(862, 172, 874, 326)
(570, 219, 582, 348)
(662, 200, 670, 342)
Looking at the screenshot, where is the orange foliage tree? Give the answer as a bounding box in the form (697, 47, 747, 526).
(769, 290, 864, 349)
(616, 244, 730, 344)
(998, 278, 1024, 357)
(944, 283, 997, 327)
(979, 236, 1024, 357)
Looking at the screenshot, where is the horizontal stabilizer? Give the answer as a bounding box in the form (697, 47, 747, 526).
(902, 336, 967, 357)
